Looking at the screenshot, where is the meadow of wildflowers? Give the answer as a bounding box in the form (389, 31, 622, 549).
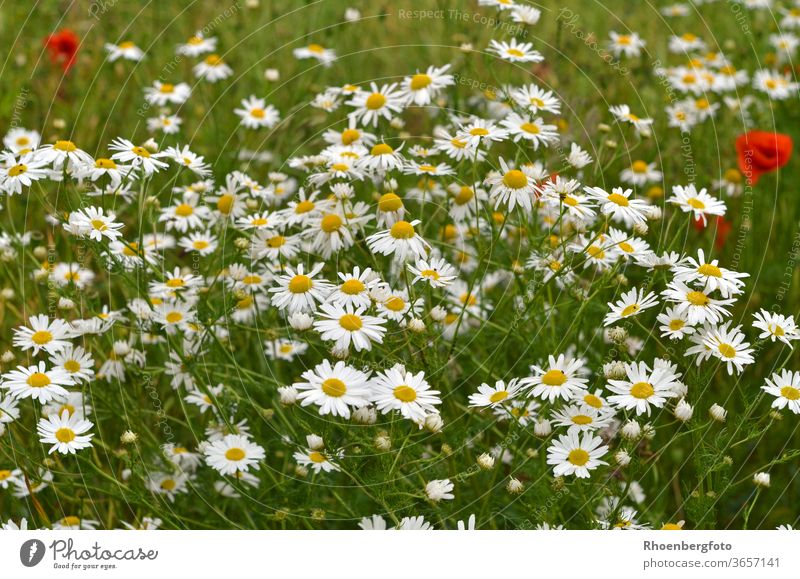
(0, 0, 799, 532)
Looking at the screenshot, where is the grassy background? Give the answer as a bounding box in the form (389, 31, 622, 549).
(0, 0, 798, 529)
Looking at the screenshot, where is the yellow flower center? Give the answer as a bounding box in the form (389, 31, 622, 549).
(607, 192, 629, 206)
(55, 428, 76, 443)
(487, 390, 508, 404)
(95, 158, 117, 169)
(780, 386, 800, 401)
(309, 451, 326, 463)
(384, 296, 406, 311)
(718, 343, 736, 358)
(132, 146, 151, 158)
(54, 140, 77, 152)
(8, 164, 27, 177)
(502, 169, 528, 190)
(420, 269, 440, 280)
(175, 203, 194, 217)
(371, 143, 394, 156)
(697, 263, 722, 277)
(571, 414, 593, 425)
(365, 93, 387, 110)
(165, 312, 183, 324)
(321, 213, 343, 232)
(621, 304, 640, 317)
(31, 330, 53, 345)
(410, 74, 432, 90)
(631, 160, 649, 173)
(160, 479, 176, 491)
(322, 378, 347, 397)
(339, 314, 363, 331)
(341, 279, 365, 295)
(630, 382, 654, 399)
(541, 369, 567, 386)
(519, 122, 540, 134)
(686, 291, 709, 306)
(587, 245, 606, 260)
(390, 220, 415, 239)
(393, 385, 417, 402)
(91, 219, 108, 231)
(568, 449, 590, 466)
(61, 516, 81, 526)
(506, 48, 524, 57)
(584, 394, 602, 409)
(217, 194, 234, 214)
(205, 54, 223, 65)
(669, 319, 685, 331)
(340, 128, 360, 145)
(378, 192, 403, 212)
(64, 360, 81, 373)
(686, 197, 706, 210)
(27, 372, 51, 388)
(225, 447, 246, 461)
(288, 274, 313, 293)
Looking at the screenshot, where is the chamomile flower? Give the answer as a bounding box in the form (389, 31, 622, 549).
(609, 104, 654, 135)
(762, 370, 800, 414)
(510, 84, 561, 115)
(371, 365, 441, 422)
(468, 379, 523, 408)
(546, 431, 608, 478)
(49, 345, 95, 384)
(109, 137, 168, 175)
(485, 157, 541, 212)
(752, 310, 799, 346)
(658, 306, 696, 340)
(177, 32, 217, 56)
(408, 257, 457, 288)
(621, 160, 662, 187)
(702, 323, 754, 375)
(488, 38, 544, 63)
(264, 339, 307, 361)
(521, 354, 589, 402)
(12, 314, 74, 355)
(269, 263, 332, 314)
(66, 206, 124, 242)
(36, 410, 94, 454)
(294, 446, 341, 473)
(604, 287, 659, 326)
(500, 113, 558, 149)
(401, 64, 454, 106)
(234, 96, 280, 129)
(193, 54, 233, 83)
(662, 281, 735, 325)
(314, 303, 387, 352)
(1, 361, 74, 403)
(367, 219, 429, 262)
(673, 249, 748, 297)
(105, 40, 144, 61)
(551, 404, 615, 433)
(606, 361, 680, 415)
(147, 113, 182, 134)
(668, 184, 726, 226)
(293, 43, 337, 66)
(0, 151, 51, 195)
(584, 186, 650, 228)
(327, 267, 379, 309)
(204, 434, 265, 475)
(609, 31, 646, 58)
(143, 81, 191, 106)
(294, 360, 372, 419)
(347, 83, 406, 127)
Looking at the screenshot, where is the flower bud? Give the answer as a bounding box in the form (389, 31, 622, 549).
(709, 403, 727, 422)
(477, 453, 495, 470)
(753, 472, 771, 488)
(674, 399, 693, 422)
(621, 420, 641, 440)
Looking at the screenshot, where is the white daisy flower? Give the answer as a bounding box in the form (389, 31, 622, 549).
(366, 219, 429, 262)
(204, 434, 265, 475)
(313, 303, 387, 353)
(668, 184, 726, 226)
(752, 310, 799, 346)
(12, 314, 74, 355)
(36, 410, 94, 454)
(762, 370, 800, 414)
(468, 379, 523, 408)
(294, 360, 372, 419)
(604, 287, 659, 326)
(520, 354, 589, 402)
(371, 365, 441, 422)
(269, 263, 332, 314)
(546, 431, 608, 478)
(662, 281, 735, 325)
(606, 361, 680, 415)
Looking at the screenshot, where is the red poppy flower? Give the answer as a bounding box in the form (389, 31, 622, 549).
(735, 131, 792, 185)
(44, 29, 79, 72)
(693, 215, 732, 250)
